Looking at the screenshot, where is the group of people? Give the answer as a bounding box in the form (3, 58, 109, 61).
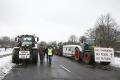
(38, 46, 54, 64)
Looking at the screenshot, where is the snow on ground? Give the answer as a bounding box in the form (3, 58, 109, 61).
(110, 57, 120, 68)
(0, 48, 13, 56)
(0, 56, 15, 80)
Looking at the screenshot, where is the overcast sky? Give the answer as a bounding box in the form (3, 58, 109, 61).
(0, 0, 120, 42)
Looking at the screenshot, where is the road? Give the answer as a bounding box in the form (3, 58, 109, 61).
(3, 55, 120, 80)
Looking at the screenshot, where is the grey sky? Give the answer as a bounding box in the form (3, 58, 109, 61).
(0, 0, 120, 42)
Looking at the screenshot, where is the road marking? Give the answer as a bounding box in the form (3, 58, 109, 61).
(60, 65, 71, 72)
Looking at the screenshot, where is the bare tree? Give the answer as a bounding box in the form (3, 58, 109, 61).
(48, 41, 57, 48)
(38, 41, 48, 48)
(0, 36, 10, 47)
(79, 36, 87, 43)
(87, 14, 120, 47)
(68, 35, 78, 44)
(85, 28, 96, 39)
(9, 38, 17, 47)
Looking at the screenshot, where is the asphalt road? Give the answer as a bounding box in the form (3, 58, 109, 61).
(3, 55, 120, 80)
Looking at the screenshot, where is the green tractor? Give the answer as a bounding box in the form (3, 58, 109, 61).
(12, 35, 39, 64)
(81, 43, 96, 64)
(79, 39, 114, 65)
(62, 38, 114, 65)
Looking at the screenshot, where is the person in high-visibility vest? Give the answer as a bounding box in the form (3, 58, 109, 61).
(47, 46, 53, 64)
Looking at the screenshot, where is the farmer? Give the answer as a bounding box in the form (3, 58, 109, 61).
(38, 47, 45, 64)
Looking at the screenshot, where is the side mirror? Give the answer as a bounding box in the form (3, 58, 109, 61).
(37, 37, 39, 42)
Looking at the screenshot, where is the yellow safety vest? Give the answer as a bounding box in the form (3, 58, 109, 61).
(48, 48, 53, 55)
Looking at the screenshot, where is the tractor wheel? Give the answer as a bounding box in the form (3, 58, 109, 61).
(32, 49, 38, 64)
(74, 47, 80, 61)
(12, 49, 19, 64)
(82, 52, 92, 64)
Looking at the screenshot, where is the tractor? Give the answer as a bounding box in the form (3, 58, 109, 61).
(77, 39, 114, 65)
(62, 38, 114, 65)
(12, 35, 39, 64)
(55, 42, 63, 56)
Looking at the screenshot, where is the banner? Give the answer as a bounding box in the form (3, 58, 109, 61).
(94, 47, 114, 62)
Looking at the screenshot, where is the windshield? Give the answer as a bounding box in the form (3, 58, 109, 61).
(21, 37, 33, 46)
(22, 37, 33, 42)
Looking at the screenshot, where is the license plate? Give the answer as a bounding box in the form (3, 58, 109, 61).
(19, 51, 30, 59)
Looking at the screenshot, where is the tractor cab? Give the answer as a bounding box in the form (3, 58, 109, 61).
(15, 35, 39, 48)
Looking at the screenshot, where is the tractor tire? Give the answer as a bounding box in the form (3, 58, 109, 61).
(12, 49, 19, 64)
(32, 49, 38, 64)
(82, 52, 92, 64)
(74, 47, 80, 61)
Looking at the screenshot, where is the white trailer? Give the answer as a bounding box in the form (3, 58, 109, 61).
(63, 45, 82, 61)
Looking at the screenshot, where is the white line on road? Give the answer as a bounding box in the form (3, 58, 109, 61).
(60, 65, 71, 72)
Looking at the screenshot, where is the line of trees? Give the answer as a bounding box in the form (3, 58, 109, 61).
(0, 36, 17, 48)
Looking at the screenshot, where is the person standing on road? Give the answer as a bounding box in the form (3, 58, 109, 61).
(47, 46, 54, 64)
(38, 47, 45, 64)
(45, 48, 48, 62)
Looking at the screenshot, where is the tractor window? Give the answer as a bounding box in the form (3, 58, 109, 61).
(22, 37, 33, 42)
(21, 37, 33, 46)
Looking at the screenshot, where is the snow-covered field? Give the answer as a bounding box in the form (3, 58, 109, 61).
(110, 57, 120, 68)
(0, 48, 14, 80)
(0, 48, 13, 56)
(0, 48, 120, 80)
(0, 56, 15, 80)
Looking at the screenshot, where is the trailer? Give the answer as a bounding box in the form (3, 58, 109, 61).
(63, 45, 82, 61)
